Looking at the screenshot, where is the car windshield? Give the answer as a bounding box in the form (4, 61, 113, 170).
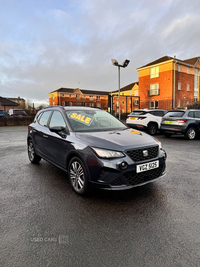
(129, 110, 147, 116)
(164, 111, 185, 117)
(65, 109, 127, 132)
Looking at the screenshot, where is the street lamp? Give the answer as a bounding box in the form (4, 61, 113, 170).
(111, 59, 130, 120)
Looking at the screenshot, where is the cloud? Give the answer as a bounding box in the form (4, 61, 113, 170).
(162, 13, 198, 38)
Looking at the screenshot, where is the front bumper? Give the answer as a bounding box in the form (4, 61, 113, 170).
(89, 155, 166, 190)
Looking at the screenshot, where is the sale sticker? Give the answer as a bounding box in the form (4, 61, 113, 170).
(69, 112, 93, 126)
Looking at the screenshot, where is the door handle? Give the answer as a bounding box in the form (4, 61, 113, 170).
(43, 135, 48, 138)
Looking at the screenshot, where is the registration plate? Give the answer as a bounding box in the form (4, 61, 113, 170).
(130, 117, 136, 120)
(136, 160, 159, 173)
(165, 121, 173, 124)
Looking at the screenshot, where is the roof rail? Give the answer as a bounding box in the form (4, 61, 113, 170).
(43, 105, 65, 110)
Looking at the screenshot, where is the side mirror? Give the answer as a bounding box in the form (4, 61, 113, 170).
(49, 126, 68, 137)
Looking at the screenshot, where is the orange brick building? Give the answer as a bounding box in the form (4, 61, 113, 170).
(137, 56, 200, 110)
(110, 82, 139, 114)
(49, 88, 109, 110)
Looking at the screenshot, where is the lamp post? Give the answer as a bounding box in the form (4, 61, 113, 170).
(111, 59, 130, 120)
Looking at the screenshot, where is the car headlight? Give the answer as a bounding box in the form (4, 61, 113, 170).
(153, 137, 163, 149)
(91, 147, 125, 159)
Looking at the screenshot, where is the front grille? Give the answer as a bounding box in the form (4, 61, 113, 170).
(124, 166, 164, 186)
(126, 145, 159, 162)
(110, 177, 124, 186)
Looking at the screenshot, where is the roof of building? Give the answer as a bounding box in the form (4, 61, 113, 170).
(110, 82, 138, 94)
(49, 87, 110, 96)
(6, 97, 25, 101)
(137, 55, 200, 69)
(0, 97, 19, 106)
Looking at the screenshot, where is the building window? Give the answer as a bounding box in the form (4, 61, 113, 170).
(122, 101, 124, 105)
(178, 65, 181, 72)
(96, 96, 100, 101)
(52, 94, 54, 100)
(76, 94, 80, 99)
(187, 67, 189, 74)
(69, 94, 72, 98)
(134, 99, 139, 105)
(150, 100, 158, 109)
(134, 90, 139, 96)
(149, 84, 159, 96)
(97, 103, 101, 108)
(178, 82, 181, 90)
(150, 66, 159, 78)
(90, 95, 93, 100)
(187, 84, 190, 91)
(62, 94, 65, 97)
(186, 100, 189, 106)
(178, 100, 181, 107)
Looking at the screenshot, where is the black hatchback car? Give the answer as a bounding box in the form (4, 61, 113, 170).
(161, 109, 200, 140)
(27, 106, 167, 195)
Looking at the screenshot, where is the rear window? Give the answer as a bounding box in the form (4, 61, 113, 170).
(164, 111, 185, 118)
(13, 110, 24, 114)
(129, 110, 147, 116)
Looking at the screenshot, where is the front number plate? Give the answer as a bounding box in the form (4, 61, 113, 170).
(136, 160, 159, 173)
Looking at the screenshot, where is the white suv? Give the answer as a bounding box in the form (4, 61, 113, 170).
(126, 109, 167, 135)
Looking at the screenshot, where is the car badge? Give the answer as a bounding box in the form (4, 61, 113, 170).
(143, 150, 148, 157)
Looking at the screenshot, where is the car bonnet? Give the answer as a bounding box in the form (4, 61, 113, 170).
(75, 128, 157, 151)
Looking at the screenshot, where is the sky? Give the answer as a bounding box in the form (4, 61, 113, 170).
(0, 0, 200, 107)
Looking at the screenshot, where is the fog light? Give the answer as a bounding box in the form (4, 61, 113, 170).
(120, 161, 128, 170)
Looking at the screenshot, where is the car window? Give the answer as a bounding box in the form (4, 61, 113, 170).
(188, 111, 194, 118)
(154, 111, 165, 117)
(164, 111, 185, 117)
(194, 111, 200, 118)
(66, 109, 126, 132)
(129, 110, 147, 116)
(49, 111, 66, 128)
(148, 111, 155, 115)
(39, 111, 52, 126)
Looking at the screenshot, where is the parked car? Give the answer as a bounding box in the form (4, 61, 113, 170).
(0, 109, 5, 117)
(161, 109, 200, 140)
(27, 106, 167, 195)
(126, 109, 167, 135)
(7, 109, 27, 117)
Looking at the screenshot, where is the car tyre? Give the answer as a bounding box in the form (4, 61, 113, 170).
(185, 127, 196, 140)
(68, 157, 90, 196)
(147, 123, 158, 135)
(28, 139, 41, 164)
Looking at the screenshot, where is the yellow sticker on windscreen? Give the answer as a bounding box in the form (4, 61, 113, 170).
(69, 112, 93, 126)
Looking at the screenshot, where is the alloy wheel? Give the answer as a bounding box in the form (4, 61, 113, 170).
(69, 160, 85, 192)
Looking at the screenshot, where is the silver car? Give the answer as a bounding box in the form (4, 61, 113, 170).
(161, 109, 200, 140)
